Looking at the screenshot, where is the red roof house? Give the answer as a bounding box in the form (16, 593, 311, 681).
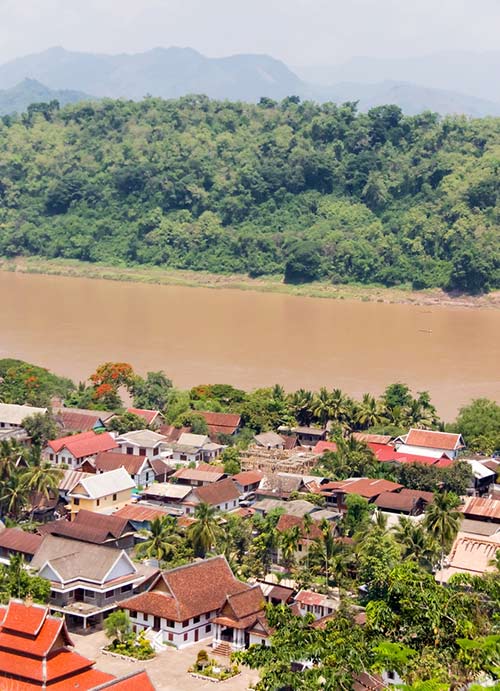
(45, 431, 118, 469)
(198, 411, 241, 438)
(126, 408, 163, 428)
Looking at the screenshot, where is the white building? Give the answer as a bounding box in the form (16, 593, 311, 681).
(395, 429, 465, 460)
(115, 430, 168, 459)
(0, 403, 48, 430)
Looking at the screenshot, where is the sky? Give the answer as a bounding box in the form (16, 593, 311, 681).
(0, 0, 499, 66)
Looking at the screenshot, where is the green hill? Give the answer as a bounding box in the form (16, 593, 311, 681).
(0, 97, 498, 293)
(0, 78, 89, 115)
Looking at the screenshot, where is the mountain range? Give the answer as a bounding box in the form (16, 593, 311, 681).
(0, 46, 499, 117)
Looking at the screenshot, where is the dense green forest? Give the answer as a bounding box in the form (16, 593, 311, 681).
(0, 96, 498, 292)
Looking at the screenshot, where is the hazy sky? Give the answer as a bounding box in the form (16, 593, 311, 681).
(0, 0, 499, 66)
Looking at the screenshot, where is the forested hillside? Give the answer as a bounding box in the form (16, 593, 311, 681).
(0, 97, 498, 292)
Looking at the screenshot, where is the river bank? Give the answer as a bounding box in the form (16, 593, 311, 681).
(1, 256, 499, 310)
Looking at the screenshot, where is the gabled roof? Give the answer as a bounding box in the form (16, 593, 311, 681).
(321, 478, 402, 499)
(114, 504, 172, 522)
(31, 535, 137, 585)
(177, 432, 210, 447)
(55, 409, 106, 433)
(94, 451, 150, 476)
(69, 467, 134, 499)
(121, 555, 247, 622)
(254, 431, 285, 447)
(173, 467, 224, 483)
(313, 441, 338, 455)
(194, 478, 241, 505)
(39, 510, 134, 544)
(126, 408, 162, 426)
(352, 433, 393, 445)
(232, 469, 264, 486)
(48, 431, 118, 458)
(460, 496, 500, 522)
(58, 469, 93, 493)
(198, 411, 241, 436)
(141, 483, 192, 500)
(0, 403, 48, 425)
(374, 490, 431, 513)
(404, 428, 464, 450)
(0, 528, 43, 556)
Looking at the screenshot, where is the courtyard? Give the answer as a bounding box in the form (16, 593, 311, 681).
(72, 630, 261, 691)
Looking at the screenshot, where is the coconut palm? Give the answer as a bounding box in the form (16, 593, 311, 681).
(423, 492, 462, 582)
(20, 447, 63, 500)
(0, 474, 27, 517)
(136, 516, 181, 563)
(355, 394, 387, 430)
(393, 516, 440, 570)
(288, 389, 314, 426)
(279, 525, 301, 570)
(311, 388, 333, 427)
(0, 440, 22, 483)
(188, 502, 222, 557)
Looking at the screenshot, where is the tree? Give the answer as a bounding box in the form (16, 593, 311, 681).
(355, 394, 386, 429)
(136, 516, 181, 563)
(131, 370, 173, 410)
(448, 246, 493, 295)
(108, 411, 147, 434)
(343, 494, 374, 536)
(284, 240, 321, 284)
(423, 492, 462, 582)
(104, 610, 132, 643)
(279, 525, 301, 570)
(21, 412, 58, 447)
(0, 554, 50, 604)
(221, 447, 241, 475)
(453, 398, 500, 453)
(20, 447, 63, 502)
(188, 502, 222, 557)
(393, 517, 439, 571)
(310, 387, 333, 426)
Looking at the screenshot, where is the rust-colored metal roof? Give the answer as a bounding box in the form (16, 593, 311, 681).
(0, 528, 43, 556)
(461, 496, 500, 522)
(405, 429, 463, 450)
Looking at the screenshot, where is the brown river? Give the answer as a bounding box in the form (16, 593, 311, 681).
(1, 271, 499, 420)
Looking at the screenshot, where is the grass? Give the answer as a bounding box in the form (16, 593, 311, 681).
(1, 256, 499, 309)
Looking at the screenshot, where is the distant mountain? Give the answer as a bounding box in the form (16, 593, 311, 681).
(0, 46, 304, 102)
(0, 47, 499, 118)
(316, 80, 500, 117)
(0, 78, 89, 116)
(295, 51, 500, 103)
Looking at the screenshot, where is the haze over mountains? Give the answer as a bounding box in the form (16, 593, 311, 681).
(0, 46, 499, 117)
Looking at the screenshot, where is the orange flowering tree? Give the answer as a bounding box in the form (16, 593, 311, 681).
(89, 362, 135, 409)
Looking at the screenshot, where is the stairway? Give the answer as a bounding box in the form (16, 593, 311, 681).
(212, 641, 232, 657)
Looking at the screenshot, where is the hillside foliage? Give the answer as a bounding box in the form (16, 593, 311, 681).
(0, 96, 499, 292)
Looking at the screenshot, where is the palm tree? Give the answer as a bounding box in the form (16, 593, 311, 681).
(279, 525, 301, 570)
(311, 388, 333, 427)
(288, 389, 314, 426)
(0, 474, 27, 518)
(0, 440, 23, 483)
(355, 394, 386, 430)
(393, 516, 439, 570)
(188, 502, 222, 557)
(329, 389, 351, 426)
(20, 447, 63, 500)
(136, 516, 181, 563)
(423, 492, 462, 582)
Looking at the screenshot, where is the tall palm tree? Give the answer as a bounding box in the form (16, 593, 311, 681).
(288, 389, 314, 427)
(393, 516, 439, 570)
(423, 492, 462, 582)
(311, 388, 333, 427)
(188, 502, 222, 557)
(0, 440, 23, 483)
(0, 474, 27, 518)
(20, 447, 63, 500)
(136, 516, 181, 563)
(279, 525, 301, 570)
(355, 394, 387, 430)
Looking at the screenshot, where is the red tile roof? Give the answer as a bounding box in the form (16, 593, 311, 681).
(121, 555, 247, 622)
(48, 431, 118, 459)
(94, 451, 148, 476)
(198, 411, 241, 436)
(276, 514, 323, 540)
(113, 504, 171, 523)
(90, 670, 156, 690)
(126, 408, 161, 426)
(404, 429, 463, 450)
(56, 410, 104, 433)
(194, 478, 241, 506)
(0, 528, 43, 556)
(313, 441, 338, 455)
(1, 601, 48, 637)
(232, 470, 264, 486)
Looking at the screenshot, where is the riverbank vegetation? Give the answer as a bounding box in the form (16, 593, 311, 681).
(0, 97, 498, 293)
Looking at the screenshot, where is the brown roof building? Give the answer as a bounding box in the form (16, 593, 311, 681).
(0, 527, 43, 563)
(460, 496, 500, 523)
(38, 510, 136, 549)
(183, 478, 241, 514)
(198, 411, 241, 438)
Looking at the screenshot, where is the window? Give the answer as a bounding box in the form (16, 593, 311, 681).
(49, 453, 54, 461)
(166, 619, 175, 628)
(180, 454, 187, 461)
(121, 584, 132, 593)
(182, 620, 189, 628)
(85, 590, 95, 599)
(183, 632, 188, 641)
(139, 448, 146, 456)
(387, 671, 396, 681)
(130, 610, 137, 618)
(224, 503, 228, 510)
(112, 494, 117, 501)
(105, 590, 115, 599)
(96, 499, 100, 507)
(73, 498, 80, 506)
(193, 615, 200, 624)
(168, 632, 173, 641)
(205, 624, 211, 633)
(127, 447, 134, 455)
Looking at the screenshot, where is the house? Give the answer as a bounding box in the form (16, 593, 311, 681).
(232, 469, 264, 494)
(374, 489, 434, 516)
(172, 465, 225, 487)
(436, 531, 500, 583)
(53, 407, 109, 433)
(139, 483, 193, 511)
(31, 535, 158, 630)
(460, 496, 500, 523)
(313, 440, 338, 455)
(294, 589, 341, 620)
(183, 478, 241, 514)
(257, 580, 295, 606)
(198, 411, 241, 438)
(150, 457, 174, 483)
(58, 468, 94, 503)
(0, 403, 48, 429)
(169, 432, 224, 464)
(158, 424, 191, 443)
(352, 433, 393, 445)
(38, 509, 137, 550)
(115, 429, 168, 459)
(275, 514, 325, 565)
(0, 527, 43, 564)
(113, 504, 178, 531)
(317, 478, 403, 512)
(121, 556, 254, 649)
(92, 451, 156, 488)
(254, 431, 287, 449)
(126, 407, 164, 429)
(212, 585, 272, 652)
(395, 429, 465, 460)
(464, 459, 497, 496)
(45, 430, 119, 469)
(289, 426, 327, 447)
(252, 498, 319, 518)
(67, 467, 135, 519)
(0, 599, 115, 689)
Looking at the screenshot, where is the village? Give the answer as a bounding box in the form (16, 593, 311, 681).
(0, 369, 498, 690)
